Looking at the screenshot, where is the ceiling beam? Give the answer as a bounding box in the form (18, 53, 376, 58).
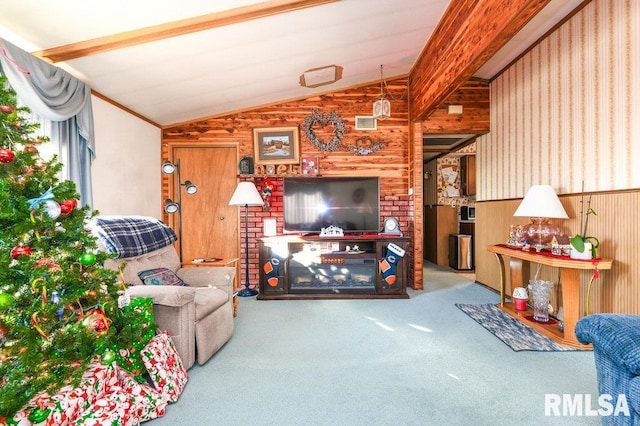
(33, 0, 338, 63)
(409, 0, 552, 122)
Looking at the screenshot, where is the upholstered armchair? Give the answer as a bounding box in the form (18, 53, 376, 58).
(92, 216, 235, 370)
(575, 314, 640, 424)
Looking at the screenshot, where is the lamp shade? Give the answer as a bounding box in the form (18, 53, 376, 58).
(229, 182, 265, 206)
(513, 185, 568, 219)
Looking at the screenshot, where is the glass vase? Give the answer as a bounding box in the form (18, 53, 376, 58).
(528, 280, 554, 322)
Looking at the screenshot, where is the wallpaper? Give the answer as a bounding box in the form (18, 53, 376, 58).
(476, 0, 639, 200)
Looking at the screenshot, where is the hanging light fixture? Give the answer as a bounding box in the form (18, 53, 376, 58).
(372, 64, 391, 120)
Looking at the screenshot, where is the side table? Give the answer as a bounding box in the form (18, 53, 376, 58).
(184, 257, 240, 316)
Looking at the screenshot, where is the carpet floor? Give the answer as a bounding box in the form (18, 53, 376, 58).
(151, 263, 600, 426)
(455, 303, 582, 352)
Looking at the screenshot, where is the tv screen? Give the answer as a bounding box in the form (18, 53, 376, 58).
(283, 177, 380, 234)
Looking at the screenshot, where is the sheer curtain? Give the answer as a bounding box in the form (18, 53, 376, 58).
(0, 38, 95, 208)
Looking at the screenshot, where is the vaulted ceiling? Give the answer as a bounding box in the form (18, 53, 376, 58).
(0, 0, 584, 127)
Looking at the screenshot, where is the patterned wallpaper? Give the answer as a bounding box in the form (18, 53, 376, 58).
(476, 0, 639, 200)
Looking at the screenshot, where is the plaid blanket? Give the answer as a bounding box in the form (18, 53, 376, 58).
(93, 216, 177, 259)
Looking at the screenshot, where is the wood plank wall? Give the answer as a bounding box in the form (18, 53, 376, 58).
(476, 190, 640, 316)
(162, 78, 421, 288)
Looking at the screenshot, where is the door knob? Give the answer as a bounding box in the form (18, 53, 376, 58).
(218, 215, 225, 221)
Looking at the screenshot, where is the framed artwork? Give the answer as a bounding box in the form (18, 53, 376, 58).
(301, 157, 318, 175)
(253, 127, 300, 165)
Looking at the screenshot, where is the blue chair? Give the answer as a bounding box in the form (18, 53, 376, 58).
(576, 314, 640, 425)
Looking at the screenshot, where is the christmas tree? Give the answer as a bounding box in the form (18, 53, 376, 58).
(0, 75, 153, 418)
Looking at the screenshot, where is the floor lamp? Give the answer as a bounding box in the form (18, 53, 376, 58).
(161, 159, 198, 261)
(229, 181, 264, 297)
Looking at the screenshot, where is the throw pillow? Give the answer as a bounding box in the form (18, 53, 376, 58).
(138, 268, 187, 286)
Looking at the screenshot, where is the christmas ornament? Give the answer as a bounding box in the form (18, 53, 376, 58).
(10, 244, 32, 259)
(79, 252, 97, 266)
(0, 104, 15, 114)
(51, 292, 64, 320)
(35, 257, 61, 271)
(27, 187, 55, 210)
(83, 308, 112, 335)
(0, 293, 15, 311)
(44, 199, 61, 219)
(27, 407, 51, 423)
(102, 349, 116, 364)
(24, 145, 39, 154)
(0, 147, 15, 163)
(59, 198, 78, 215)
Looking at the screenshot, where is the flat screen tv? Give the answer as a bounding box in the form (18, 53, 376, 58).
(283, 176, 380, 234)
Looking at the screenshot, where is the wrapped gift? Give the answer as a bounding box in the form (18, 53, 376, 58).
(140, 331, 188, 403)
(116, 366, 166, 422)
(10, 358, 118, 425)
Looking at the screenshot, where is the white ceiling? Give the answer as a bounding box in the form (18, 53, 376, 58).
(0, 0, 584, 127)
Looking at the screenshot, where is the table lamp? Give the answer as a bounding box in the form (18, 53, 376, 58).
(513, 185, 568, 247)
(229, 181, 265, 297)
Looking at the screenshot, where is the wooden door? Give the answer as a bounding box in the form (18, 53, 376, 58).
(167, 145, 238, 264)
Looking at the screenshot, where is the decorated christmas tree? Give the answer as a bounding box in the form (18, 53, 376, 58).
(0, 75, 154, 418)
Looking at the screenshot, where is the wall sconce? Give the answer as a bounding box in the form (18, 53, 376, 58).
(162, 159, 198, 260)
(372, 64, 391, 120)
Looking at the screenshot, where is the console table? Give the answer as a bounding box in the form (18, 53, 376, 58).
(258, 235, 409, 300)
(487, 244, 613, 348)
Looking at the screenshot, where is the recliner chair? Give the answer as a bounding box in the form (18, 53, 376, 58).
(576, 314, 640, 425)
(92, 216, 235, 370)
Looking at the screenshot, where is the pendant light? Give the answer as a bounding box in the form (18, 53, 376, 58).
(372, 64, 391, 120)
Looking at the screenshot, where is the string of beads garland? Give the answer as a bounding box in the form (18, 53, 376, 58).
(302, 109, 346, 153)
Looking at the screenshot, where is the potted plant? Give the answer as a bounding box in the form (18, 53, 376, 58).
(569, 192, 599, 259)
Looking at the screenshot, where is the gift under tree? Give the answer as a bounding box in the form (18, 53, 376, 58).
(0, 75, 154, 419)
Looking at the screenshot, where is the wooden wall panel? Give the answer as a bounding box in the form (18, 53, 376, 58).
(475, 191, 640, 315)
(421, 79, 491, 134)
(162, 78, 423, 288)
(409, 0, 551, 121)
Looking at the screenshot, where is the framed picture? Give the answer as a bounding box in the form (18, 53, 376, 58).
(253, 127, 300, 165)
(301, 157, 318, 175)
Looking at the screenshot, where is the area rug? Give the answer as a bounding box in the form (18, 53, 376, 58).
(455, 303, 584, 351)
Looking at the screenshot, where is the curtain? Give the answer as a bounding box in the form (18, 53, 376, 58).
(0, 38, 95, 208)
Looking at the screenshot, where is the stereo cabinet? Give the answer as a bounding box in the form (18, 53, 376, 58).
(258, 235, 409, 300)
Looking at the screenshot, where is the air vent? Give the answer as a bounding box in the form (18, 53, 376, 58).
(355, 116, 377, 131)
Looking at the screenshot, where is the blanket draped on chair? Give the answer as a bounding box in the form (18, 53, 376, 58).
(93, 216, 177, 259)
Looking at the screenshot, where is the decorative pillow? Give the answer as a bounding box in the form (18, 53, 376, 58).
(138, 268, 187, 286)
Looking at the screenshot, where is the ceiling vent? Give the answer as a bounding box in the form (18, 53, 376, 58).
(299, 65, 343, 88)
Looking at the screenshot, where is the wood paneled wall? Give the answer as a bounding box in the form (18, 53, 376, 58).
(421, 79, 490, 134)
(476, 191, 640, 315)
(162, 78, 423, 288)
(409, 0, 551, 121)
(474, 0, 640, 315)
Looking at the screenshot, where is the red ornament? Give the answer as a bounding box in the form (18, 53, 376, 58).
(10, 245, 32, 259)
(59, 199, 78, 214)
(24, 145, 39, 154)
(0, 148, 15, 163)
(82, 308, 111, 335)
(0, 104, 15, 114)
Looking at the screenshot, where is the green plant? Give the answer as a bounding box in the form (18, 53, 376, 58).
(569, 192, 599, 257)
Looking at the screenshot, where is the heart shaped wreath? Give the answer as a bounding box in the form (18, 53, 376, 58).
(344, 136, 388, 156)
(302, 109, 346, 153)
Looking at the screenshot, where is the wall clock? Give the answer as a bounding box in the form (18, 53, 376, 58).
(382, 217, 402, 236)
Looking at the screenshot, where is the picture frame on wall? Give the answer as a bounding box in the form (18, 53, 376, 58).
(253, 127, 300, 165)
(301, 157, 318, 175)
